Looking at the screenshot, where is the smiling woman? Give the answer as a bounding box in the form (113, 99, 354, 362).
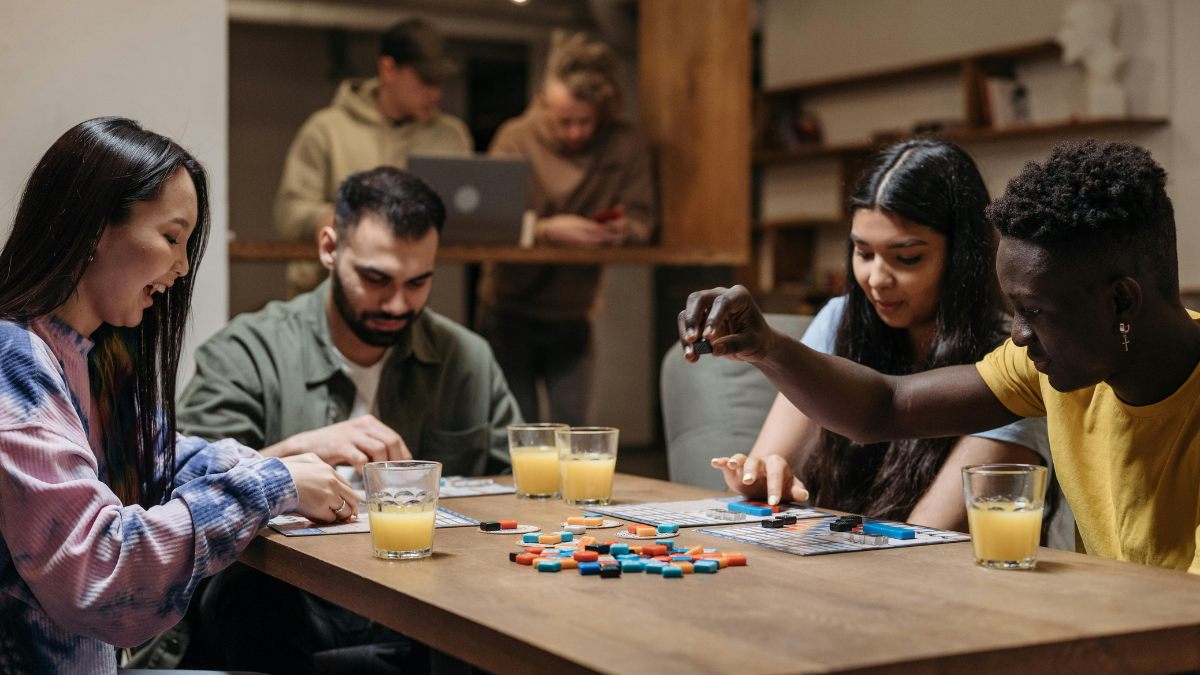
(0, 117, 355, 675)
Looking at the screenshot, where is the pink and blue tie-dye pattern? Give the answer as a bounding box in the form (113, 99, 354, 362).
(0, 317, 298, 674)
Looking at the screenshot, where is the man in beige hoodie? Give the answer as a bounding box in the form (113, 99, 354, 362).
(276, 19, 473, 297)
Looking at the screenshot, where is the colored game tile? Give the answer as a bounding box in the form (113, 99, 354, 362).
(498, 520, 519, 530)
(523, 533, 541, 543)
(537, 560, 562, 572)
(621, 560, 646, 573)
(675, 562, 694, 574)
(539, 534, 562, 545)
(727, 502, 774, 517)
(515, 553, 538, 565)
(636, 526, 657, 537)
(661, 565, 683, 578)
(479, 521, 501, 531)
(657, 523, 680, 534)
(694, 559, 719, 574)
(574, 550, 599, 562)
(578, 561, 601, 576)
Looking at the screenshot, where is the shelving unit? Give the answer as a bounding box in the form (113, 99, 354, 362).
(746, 38, 1170, 306)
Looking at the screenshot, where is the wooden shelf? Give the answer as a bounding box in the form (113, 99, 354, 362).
(753, 217, 841, 230)
(753, 117, 1170, 166)
(228, 240, 749, 266)
(762, 39, 1060, 96)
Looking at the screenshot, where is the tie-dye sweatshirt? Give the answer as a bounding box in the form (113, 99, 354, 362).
(0, 317, 299, 674)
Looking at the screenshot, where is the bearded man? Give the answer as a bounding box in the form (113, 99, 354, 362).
(177, 167, 521, 673)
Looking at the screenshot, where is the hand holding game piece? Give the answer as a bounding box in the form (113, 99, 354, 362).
(712, 453, 809, 506)
(678, 285, 777, 363)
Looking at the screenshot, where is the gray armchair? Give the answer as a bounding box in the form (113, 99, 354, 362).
(660, 314, 813, 490)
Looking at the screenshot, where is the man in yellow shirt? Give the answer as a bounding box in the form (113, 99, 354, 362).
(679, 140, 1200, 573)
(275, 19, 472, 297)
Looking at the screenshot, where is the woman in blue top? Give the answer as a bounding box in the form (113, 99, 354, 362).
(713, 140, 1059, 538)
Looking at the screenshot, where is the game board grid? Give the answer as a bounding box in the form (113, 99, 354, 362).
(589, 500, 829, 527)
(695, 518, 969, 556)
(269, 506, 478, 537)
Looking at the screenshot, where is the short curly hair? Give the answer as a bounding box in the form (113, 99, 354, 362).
(987, 140, 1177, 300)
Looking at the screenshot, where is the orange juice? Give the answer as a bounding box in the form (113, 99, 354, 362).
(560, 453, 616, 504)
(968, 502, 1042, 564)
(368, 503, 436, 557)
(511, 446, 560, 496)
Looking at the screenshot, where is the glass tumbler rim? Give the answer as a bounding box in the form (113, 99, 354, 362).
(962, 463, 1046, 476)
(508, 423, 570, 430)
(559, 426, 619, 434)
(364, 460, 442, 471)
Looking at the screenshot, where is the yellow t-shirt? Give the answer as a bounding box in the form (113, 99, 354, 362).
(976, 311, 1200, 573)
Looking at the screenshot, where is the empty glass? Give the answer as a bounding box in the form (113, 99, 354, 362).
(508, 423, 569, 499)
(557, 427, 618, 506)
(963, 464, 1048, 570)
(364, 460, 442, 560)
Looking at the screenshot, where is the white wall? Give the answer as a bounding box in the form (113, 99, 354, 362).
(0, 0, 229, 388)
(760, 0, 1196, 289)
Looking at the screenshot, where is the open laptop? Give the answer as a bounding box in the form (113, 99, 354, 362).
(406, 155, 532, 245)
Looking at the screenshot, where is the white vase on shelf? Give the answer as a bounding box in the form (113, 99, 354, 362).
(1057, 0, 1128, 118)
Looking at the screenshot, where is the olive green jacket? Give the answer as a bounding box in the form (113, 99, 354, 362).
(177, 281, 520, 475)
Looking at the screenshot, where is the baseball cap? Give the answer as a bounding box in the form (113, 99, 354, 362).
(380, 19, 460, 83)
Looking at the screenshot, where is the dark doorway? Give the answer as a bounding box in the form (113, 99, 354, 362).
(464, 43, 530, 152)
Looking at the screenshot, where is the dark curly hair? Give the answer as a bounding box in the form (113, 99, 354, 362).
(987, 140, 1178, 302)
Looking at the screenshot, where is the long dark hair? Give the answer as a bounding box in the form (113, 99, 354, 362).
(800, 139, 1004, 521)
(0, 117, 210, 508)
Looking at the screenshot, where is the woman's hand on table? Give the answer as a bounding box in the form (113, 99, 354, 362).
(280, 453, 361, 523)
(540, 214, 626, 247)
(712, 453, 809, 506)
(678, 285, 778, 363)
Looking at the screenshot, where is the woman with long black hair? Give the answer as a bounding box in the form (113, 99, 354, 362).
(0, 117, 357, 674)
(712, 139, 1052, 532)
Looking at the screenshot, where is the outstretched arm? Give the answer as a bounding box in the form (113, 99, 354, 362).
(679, 286, 1020, 443)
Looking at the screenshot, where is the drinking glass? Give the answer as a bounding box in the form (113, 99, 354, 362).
(557, 427, 618, 506)
(364, 460, 442, 560)
(963, 464, 1048, 570)
(509, 423, 569, 499)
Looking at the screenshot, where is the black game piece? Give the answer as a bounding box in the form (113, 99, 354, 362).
(692, 338, 713, 355)
(761, 517, 785, 528)
(586, 543, 611, 554)
(830, 520, 853, 532)
(782, 515, 798, 525)
(599, 563, 621, 578)
(842, 515, 863, 525)
(479, 521, 501, 532)
(509, 551, 520, 562)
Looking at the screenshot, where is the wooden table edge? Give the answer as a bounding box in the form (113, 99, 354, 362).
(240, 535, 603, 675)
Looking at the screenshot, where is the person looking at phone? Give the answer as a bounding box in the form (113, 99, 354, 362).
(476, 32, 656, 425)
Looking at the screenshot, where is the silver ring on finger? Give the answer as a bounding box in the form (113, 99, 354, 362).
(332, 499, 348, 516)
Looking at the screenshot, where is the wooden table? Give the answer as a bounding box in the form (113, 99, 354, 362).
(240, 474, 1200, 675)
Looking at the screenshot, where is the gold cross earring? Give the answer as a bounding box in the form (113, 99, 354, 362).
(1119, 322, 1130, 352)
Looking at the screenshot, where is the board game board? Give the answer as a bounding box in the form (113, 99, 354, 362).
(588, 497, 830, 527)
(695, 517, 969, 556)
(268, 506, 478, 537)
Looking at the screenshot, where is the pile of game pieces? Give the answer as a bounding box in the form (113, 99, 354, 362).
(508, 532, 746, 579)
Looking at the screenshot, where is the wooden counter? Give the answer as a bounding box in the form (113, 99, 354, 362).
(240, 474, 1200, 675)
(228, 240, 749, 266)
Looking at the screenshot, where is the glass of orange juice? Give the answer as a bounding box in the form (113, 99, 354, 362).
(509, 423, 569, 499)
(557, 427, 618, 506)
(364, 460, 441, 560)
(963, 464, 1048, 570)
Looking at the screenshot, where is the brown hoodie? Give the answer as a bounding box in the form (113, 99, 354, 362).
(274, 78, 472, 295)
(478, 107, 656, 320)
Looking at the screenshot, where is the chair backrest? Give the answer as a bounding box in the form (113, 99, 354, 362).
(660, 313, 813, 490)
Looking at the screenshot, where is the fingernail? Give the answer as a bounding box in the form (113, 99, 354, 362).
(743, 473, 754, 483)
(767, 495, 779, 506)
